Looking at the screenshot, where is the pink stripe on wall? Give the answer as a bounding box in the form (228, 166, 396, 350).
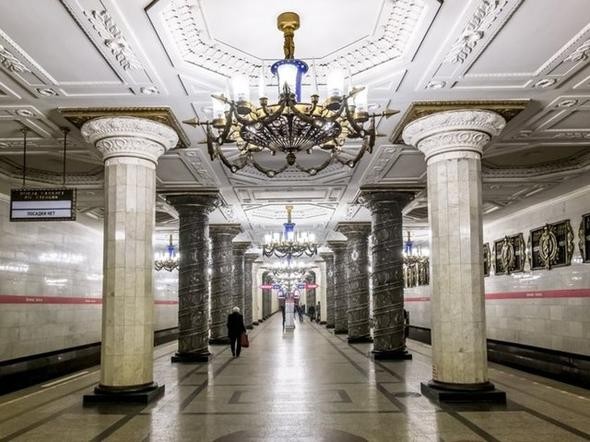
(0, 295, 178, 305)
(404, 288, 590, 302)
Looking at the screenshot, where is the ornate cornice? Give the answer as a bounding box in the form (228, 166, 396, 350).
(60, 107, 189, 148)
(391, 100, 528, 144)
(81, 117, 178, 164)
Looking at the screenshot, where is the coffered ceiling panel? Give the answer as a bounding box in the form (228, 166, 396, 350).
(0, 0, 589, 246)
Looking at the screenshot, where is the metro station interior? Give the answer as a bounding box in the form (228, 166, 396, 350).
(0, 0, 589, 441)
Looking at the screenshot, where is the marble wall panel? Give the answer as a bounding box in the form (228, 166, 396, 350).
(0, 195, 178, 362)
(404, 187, 590, 356)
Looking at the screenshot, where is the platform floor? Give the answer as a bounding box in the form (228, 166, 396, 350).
(0, 315, 589, 442)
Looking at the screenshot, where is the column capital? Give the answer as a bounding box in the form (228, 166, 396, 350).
(360, 188, 414, 212)
(81, 116, 178, 164)
(166, 192, 220, 215)
(209, 224, 242, 237)
(319, 252, 334, 260)
(232, 241, 251, 255)
(402, 110, 505, 163)
(335, 222, 372, 239)
(326, 240, 347, 254)
(245, 253, 259, 263)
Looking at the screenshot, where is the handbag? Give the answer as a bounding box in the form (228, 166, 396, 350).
(240, 333, 249, 348)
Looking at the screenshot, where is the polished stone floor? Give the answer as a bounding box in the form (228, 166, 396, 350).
(0, 314, 589, 442)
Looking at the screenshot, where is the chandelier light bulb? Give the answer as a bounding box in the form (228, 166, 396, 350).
(327, 68, 345, 98)
(277, 63, 298, 93)
(354, 85, 368, 113)
(212, 93, 226, 117)
(231, 74, 250, 102)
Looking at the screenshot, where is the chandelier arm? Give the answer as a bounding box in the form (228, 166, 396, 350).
(294, 152, 335, 175)
(249, 154, 289, 177)
(216, 146, 249, 173)
(343, 100, 366, 136)
(333, 137, 370, 167)
(216, 111, 235, 145)
(228, 104, 260, 127)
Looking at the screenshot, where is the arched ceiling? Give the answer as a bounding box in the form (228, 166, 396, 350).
(0, 0, 589, 247)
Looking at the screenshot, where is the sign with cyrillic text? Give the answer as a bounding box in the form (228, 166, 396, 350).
(10, 189, 77, 222)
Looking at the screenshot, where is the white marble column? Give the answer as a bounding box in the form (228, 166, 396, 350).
(81, 117, 177, 403)
(403, 110, 506, 403)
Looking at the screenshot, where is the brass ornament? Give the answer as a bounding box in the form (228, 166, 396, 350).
(500, 235, 515, 274)
(483, 242, 491, 276)
(580, 219, 586, 261)
(538, 224, 558, 270)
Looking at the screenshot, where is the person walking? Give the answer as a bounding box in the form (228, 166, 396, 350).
(227, 306, 246, 358)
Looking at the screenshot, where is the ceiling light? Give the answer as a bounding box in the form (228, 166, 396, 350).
(183, 11, 398, 177)
(263, 205, 318, 259)
(154, 234, 179, 272)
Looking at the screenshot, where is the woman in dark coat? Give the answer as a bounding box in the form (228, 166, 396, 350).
(227, 306, 247, 357)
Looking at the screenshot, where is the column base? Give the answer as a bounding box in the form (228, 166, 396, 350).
(320, 321, 327, 325)
(171, 351, 210, 363)
(83, 382, 164, 405)
(372, 348, 412, 360)
(326, 324, 335, 329)
(420, 380, 506, 404)
(334, 328, 348, 335)
(246, 325, 254, 330)
(252, 321, 259, 326)
(348, 335, 373, 344)
(209, 337, 230, 345)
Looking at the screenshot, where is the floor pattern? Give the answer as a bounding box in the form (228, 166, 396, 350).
(0, 314, 589, 441)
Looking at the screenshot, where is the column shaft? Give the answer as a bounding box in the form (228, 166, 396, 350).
(363, 190, 413, 359)
(81, 116, 177, 403)
(167, 194, 218, 362)
(327, 241, 348, 334)
(320, 253, 335, 328)
(209, 225, 241, 344)
(336, 223, 372, 343)
(244, 253, 258, 328)
(403, 109, 506, 403)
(231, 241, 251, 316)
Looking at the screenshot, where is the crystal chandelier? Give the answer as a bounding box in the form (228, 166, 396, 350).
(263, 206, 318, 259)
(154, 234, 179, 272)
(269, 260, 308, 278)
(183, 11, 397, 178)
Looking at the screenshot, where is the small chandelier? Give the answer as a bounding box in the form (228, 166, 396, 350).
(263, 205, 318, 259)
(183, 11, 397, 178)
(154, 234, 179, 272)
(270, 260, 308, 278)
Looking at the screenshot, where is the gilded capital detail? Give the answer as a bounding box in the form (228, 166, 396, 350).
(81, 116, 178, 163)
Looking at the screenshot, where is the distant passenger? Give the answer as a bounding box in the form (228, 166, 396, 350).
(227, 306, 247, 358)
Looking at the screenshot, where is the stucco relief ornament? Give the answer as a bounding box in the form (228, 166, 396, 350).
(81, 117, 178, 163)
(443, 0, 507, 64)
(0, 44, 29, 73)
(351, 249, 359, 262)
(538, 225, 558, 270)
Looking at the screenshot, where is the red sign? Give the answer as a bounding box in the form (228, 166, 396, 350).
(260, 284, 273, 289)
(306, 283, 318, 289)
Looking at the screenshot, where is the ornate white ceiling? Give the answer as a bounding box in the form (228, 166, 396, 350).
(0, 0, 589, 247)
